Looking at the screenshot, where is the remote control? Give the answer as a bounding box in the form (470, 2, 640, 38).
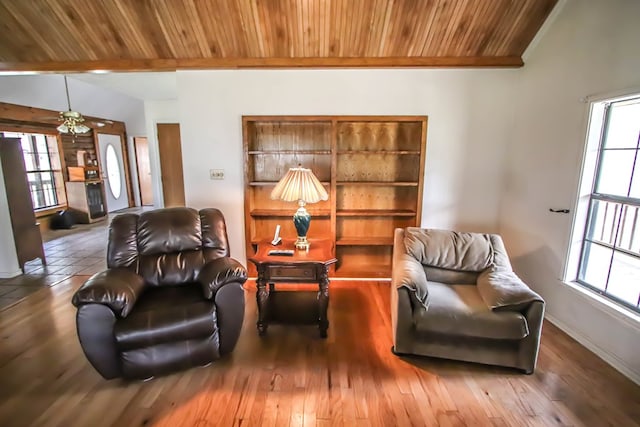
(268, 249, 294, 256)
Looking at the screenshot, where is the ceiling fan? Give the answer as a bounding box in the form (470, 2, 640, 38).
(57, 75, 91, 135)
(38, 75, 113, 136)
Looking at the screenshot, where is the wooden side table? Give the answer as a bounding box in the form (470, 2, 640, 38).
(248, 239, 337, 338)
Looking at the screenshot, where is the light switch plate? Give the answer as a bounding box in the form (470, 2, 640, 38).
(210, 169, 224, 180)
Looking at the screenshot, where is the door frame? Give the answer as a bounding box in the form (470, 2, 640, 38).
(93, 131, 134, 208)
(133, 136, 153, 206)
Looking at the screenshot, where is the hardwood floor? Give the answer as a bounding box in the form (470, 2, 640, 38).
(0, 278, 638, 427)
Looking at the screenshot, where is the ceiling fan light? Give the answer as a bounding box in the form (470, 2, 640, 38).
(75, 123, 90, 134)
(57, 75, 92, 136)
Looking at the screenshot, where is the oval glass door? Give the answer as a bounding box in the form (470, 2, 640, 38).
(97, 133, 128, 212)
(105, 143, 122, 198)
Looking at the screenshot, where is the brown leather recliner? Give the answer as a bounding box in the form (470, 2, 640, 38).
(72, 207, 247, 380)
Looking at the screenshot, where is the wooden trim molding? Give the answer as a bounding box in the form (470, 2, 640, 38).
(0, 102, 125, 134)
(0, 56, 524, 73)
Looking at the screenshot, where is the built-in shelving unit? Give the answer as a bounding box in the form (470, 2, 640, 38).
(243, 116, 427, 278)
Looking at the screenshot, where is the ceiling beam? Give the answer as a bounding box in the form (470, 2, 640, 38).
(0, 56, 524, 73)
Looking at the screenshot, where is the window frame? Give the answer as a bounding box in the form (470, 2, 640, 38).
(1, 130, 66, 211)
(568, 94, 640, 314)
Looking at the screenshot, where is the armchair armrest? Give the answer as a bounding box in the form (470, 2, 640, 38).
(72, 268, 146, 318)
(198, 257, 248, 300)
(476, 267, 543, 312)
(392, 253, 430, 308)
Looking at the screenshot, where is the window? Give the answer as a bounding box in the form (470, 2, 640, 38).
(2, 131, 66, 210)
(573, 96, 640, 313)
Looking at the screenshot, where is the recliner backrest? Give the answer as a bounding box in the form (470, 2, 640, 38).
(403, 227, 512, 284)
(107, 207, 230, 286)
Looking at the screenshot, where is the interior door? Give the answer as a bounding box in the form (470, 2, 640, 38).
(97, 133, 128, 212)
(134, 137, 153, 206)
(156, 123, 185, 207)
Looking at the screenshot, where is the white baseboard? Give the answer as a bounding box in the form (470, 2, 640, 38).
(546, 314, 640, 386)
(0, 270, 21, 279)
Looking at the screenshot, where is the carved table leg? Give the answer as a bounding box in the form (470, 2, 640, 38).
(318, 266, 330, 338)
(256, 268, 269, 336)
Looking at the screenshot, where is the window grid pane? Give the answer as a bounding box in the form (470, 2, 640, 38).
(578, 96, 640, 313)
(2, 131, 61, 210)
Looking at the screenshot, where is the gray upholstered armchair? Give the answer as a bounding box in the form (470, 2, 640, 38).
(391, 227, 545, 373)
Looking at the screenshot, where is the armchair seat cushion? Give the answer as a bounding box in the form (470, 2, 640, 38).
(412, 282, 529, 340)
(114, 285, 217, 351)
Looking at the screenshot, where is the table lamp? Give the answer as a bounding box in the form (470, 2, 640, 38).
(270, 165, 328, 250)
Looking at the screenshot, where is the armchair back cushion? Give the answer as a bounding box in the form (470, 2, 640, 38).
(404, 227, 514, 280)
(404, 227, 494, 272)
(108, 208, 230, 287)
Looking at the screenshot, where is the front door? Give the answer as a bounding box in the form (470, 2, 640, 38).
(97, 133, 128, 212)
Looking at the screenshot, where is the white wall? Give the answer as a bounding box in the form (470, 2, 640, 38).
(501, 0, 640, 383)
(176, 69, 517, 261)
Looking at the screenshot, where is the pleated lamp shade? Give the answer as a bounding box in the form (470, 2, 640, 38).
(270, 166, 328, 203)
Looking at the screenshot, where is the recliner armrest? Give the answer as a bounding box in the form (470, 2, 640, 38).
(476, 267, 544, 312)
(392, 253, 430, 308)
(198, 257, 248, 300)
(72, 268, 146, 318)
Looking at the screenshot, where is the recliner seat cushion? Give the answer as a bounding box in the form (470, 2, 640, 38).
(114, 285, 218, 351)
(413, 282, 529, 340)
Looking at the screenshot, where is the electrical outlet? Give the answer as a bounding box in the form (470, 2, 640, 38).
(210, 169, 224, 180)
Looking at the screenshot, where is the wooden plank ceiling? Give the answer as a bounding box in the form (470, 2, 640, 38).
(0, 0, 558, 72)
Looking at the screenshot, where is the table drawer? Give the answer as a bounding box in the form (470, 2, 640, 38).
(267, 265, 316, 281)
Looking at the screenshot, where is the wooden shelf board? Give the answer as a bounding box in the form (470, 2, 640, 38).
(336, 237, 394, 246)
(336, 209, 416, 217)
(337, 150, 420, 155)
(335, 265, 392, 278)
(249, 181, 278, 186)
(336, 181, 418, 187)
(251, 209, 331, 217)
(248, 150, 331, 155)
(249, 181, 330, 186)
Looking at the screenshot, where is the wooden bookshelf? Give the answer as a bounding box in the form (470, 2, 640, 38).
(243, 116, 427, 278)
